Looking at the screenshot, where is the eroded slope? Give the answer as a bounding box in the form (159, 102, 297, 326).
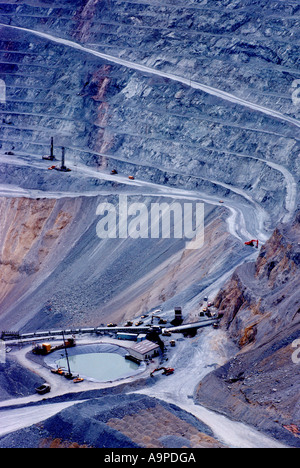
(196, 211, 300, 447)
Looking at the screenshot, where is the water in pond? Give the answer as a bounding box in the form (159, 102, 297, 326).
(56, 352, 140, 382)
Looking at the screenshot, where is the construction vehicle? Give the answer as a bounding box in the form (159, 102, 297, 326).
(111, 169, 118, 175)
(73, 377, 84, 383)
(32, 337, 75, 355)
(151, 313, 167, 325)
(51, 367, 65, 375)
(245, 239, 259, 248)
(35, 383, 51, 395)
(150, 367, 174, 377)
(128, 175, 135, 180)
(32, 343, 52, 355)
(43, 137, 57, 161)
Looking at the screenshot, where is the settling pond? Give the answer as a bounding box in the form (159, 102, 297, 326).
(44, 343, 146, 382)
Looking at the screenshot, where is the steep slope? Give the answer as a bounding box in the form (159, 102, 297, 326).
(1, 0, 300, 117)
(0, 0, 299, 229)
(0, 0, 299, 333)
(0, 195, 98, 329)
(215, 210, 300, 345)
(0, 194, 247, 331)
(196, 211, 300, 447)
(0, 1, 299, 449)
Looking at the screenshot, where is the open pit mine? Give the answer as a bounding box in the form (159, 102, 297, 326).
(0, 0, 299, 451)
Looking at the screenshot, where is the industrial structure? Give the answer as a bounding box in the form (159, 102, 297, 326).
(42, 137, 57, 161)
(174, 307, 182, 321)
(126, 339, 161, 362)
(54, 147, 71, 172)
(46, 146, 71, 172)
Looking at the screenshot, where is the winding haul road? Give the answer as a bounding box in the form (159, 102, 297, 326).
(0, 23, 297, 241)
(2, 23, 300, 130)
(0, 22, 297, 448)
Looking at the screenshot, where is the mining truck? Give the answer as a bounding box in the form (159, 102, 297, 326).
(32, 337, 75, 355)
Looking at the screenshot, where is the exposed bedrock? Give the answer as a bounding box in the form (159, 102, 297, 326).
(196, 211, 300, 447)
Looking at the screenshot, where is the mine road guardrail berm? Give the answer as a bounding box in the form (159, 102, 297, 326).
(0, 318, 219, 343)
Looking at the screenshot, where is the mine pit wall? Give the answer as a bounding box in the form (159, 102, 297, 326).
(196, 212, 300, 447)
(0, 195, 97, 329)
(215, 211, 300, 348)
(0, 194, 248, 333)
(0, 14, 299, 228)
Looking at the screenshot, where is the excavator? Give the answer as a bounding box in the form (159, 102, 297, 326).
(245, 239, 259, 248)
(151, 314, 167, 325)
(150, 367, 174, 377)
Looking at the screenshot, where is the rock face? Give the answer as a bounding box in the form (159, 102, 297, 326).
(196, 212, 300, 447)
(215, 211, 300, 346)
(0, 0, 299, 334)
(0, 194, 247, 331)
(0, 0, 299, 229)
(0, 0, 299, 447)
(0, 197, 68, 306)
(0, 196, 96, 329)
(0, 355, 44, 401)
